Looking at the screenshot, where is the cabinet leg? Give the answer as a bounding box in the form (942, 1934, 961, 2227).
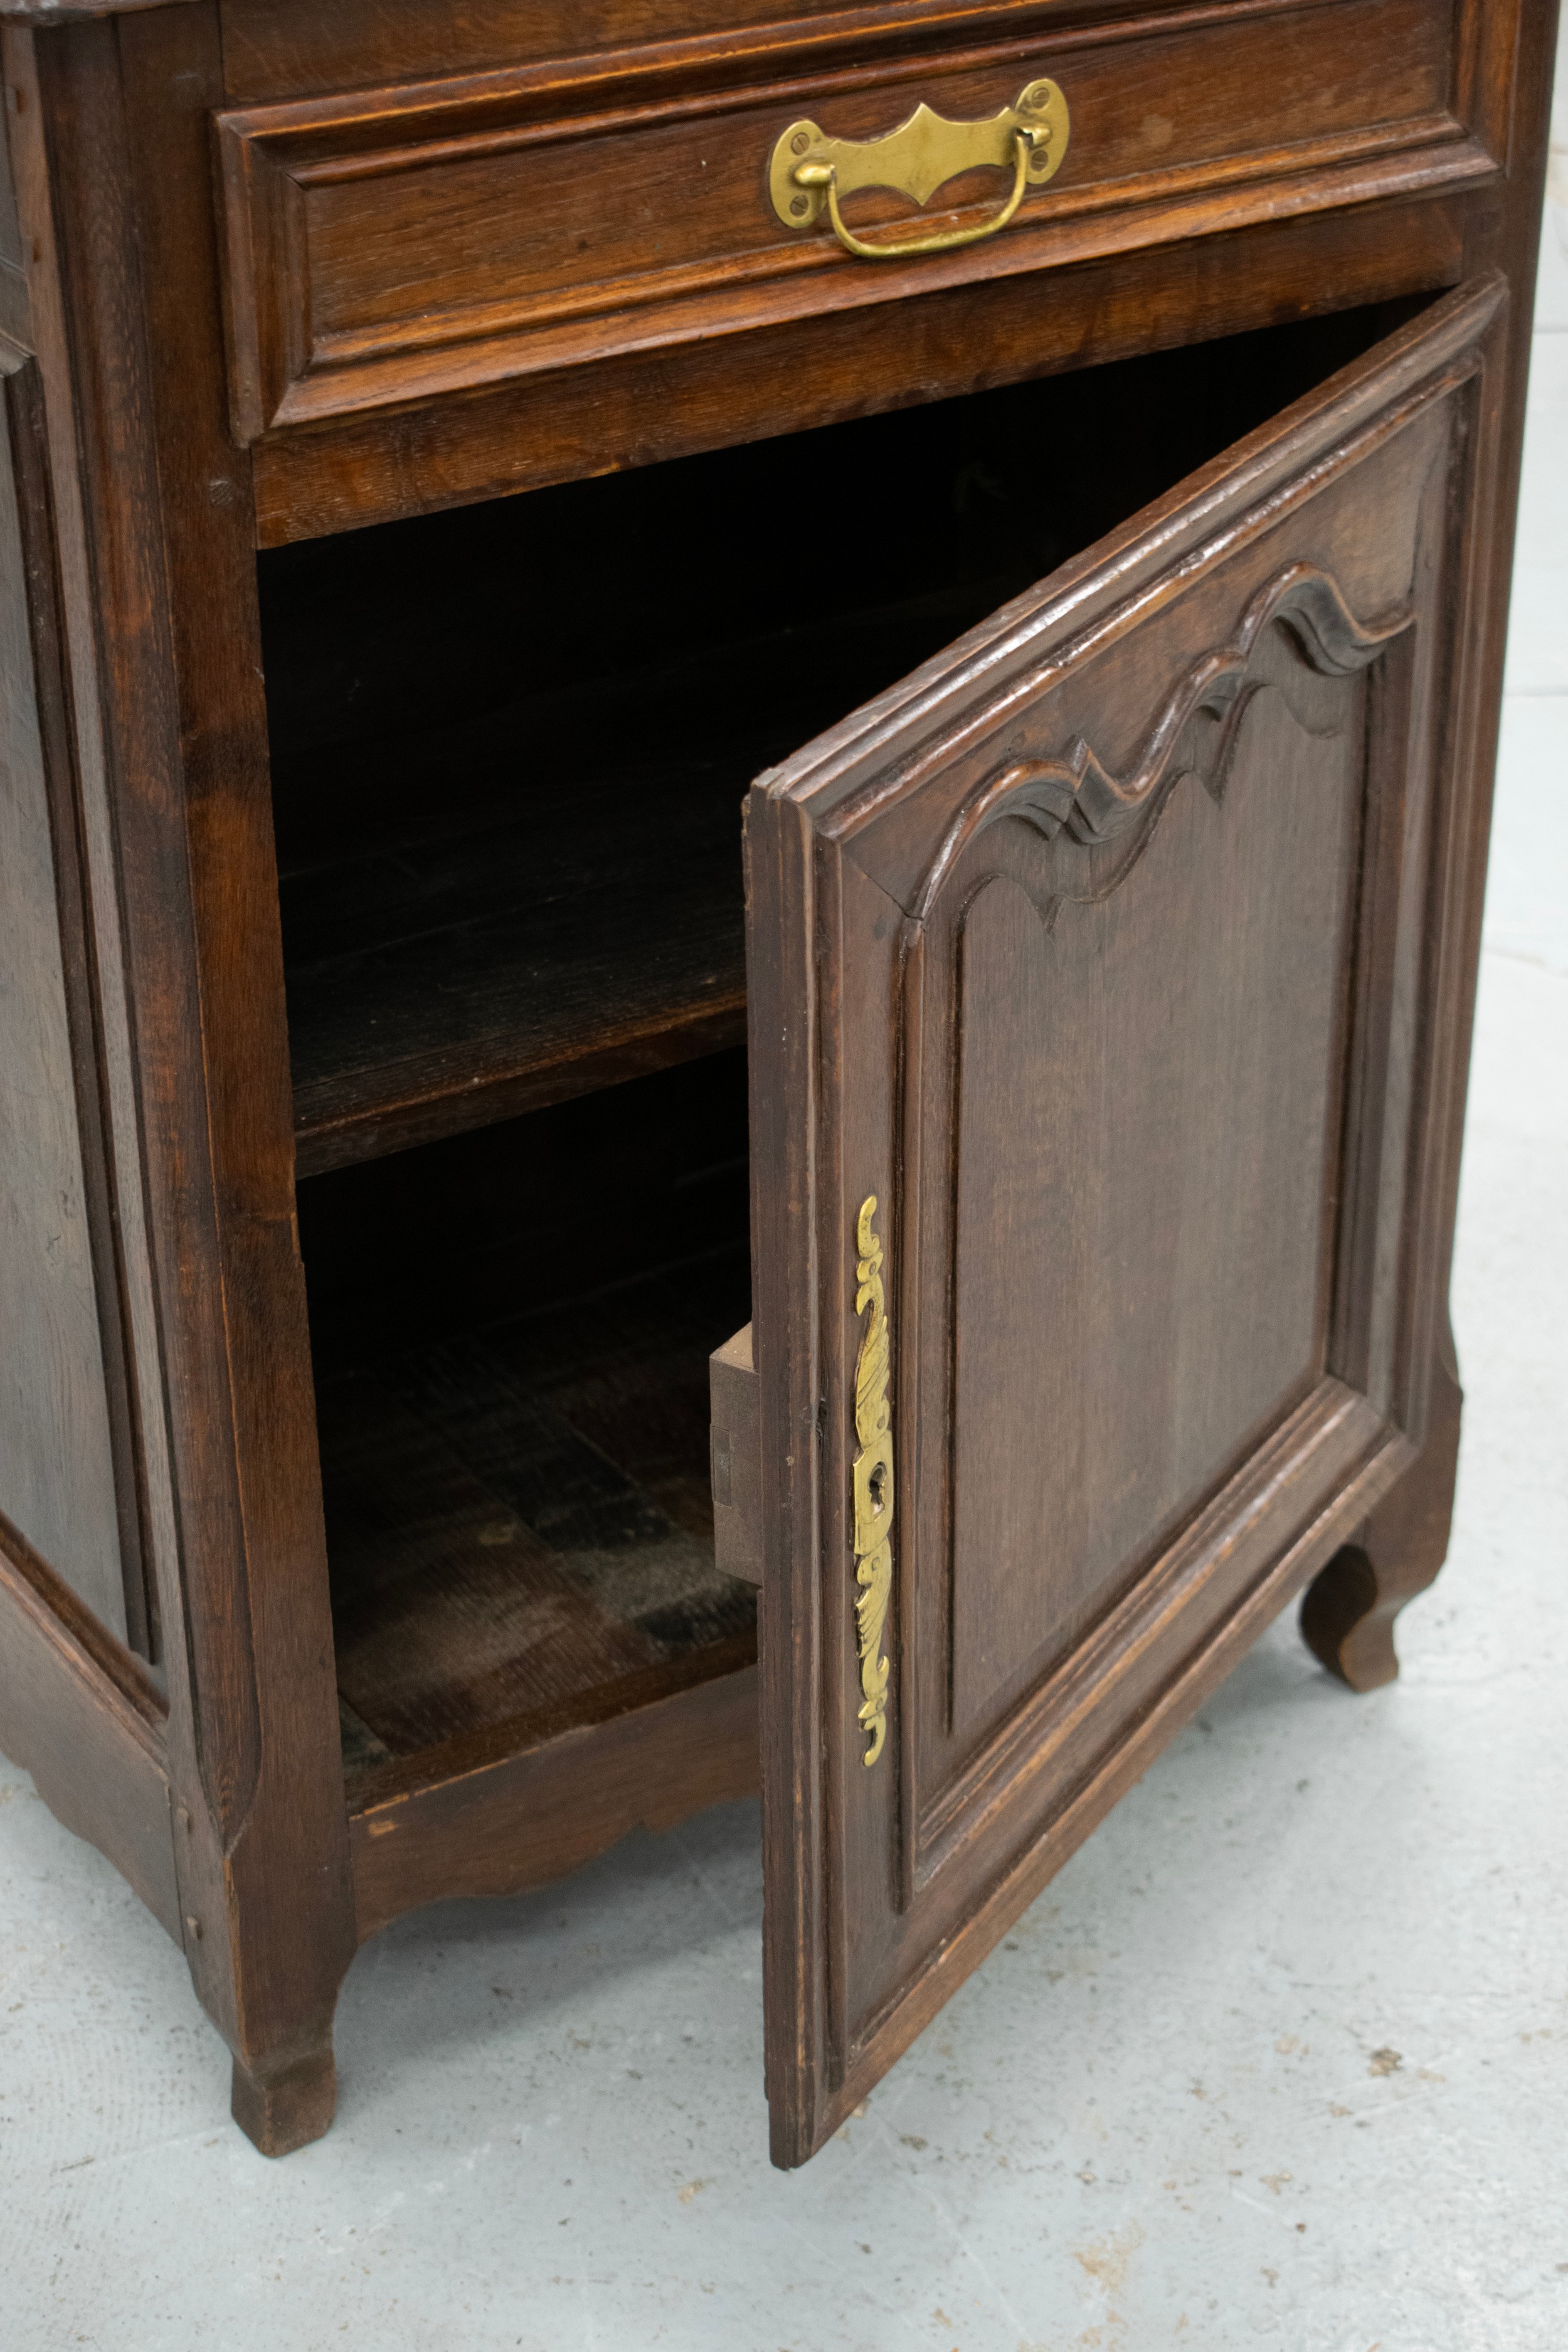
(1300, 1340, 1463, 1692)
(230, 2040, 339, 2158)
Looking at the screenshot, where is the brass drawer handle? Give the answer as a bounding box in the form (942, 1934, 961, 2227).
(770, 79, 1069, 262)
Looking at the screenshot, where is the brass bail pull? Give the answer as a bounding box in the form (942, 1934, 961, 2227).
(769, 79, 1070, 263)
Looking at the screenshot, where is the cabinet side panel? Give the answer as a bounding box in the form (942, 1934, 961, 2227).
(0, 366, 125, 1640)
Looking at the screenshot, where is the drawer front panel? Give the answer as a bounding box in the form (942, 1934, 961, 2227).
(217, 0, 1036, 105)
(218, 0, 1473, 439)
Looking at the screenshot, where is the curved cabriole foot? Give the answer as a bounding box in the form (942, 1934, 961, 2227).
(230, 2044, 338, 2158)
(1301, 1340, 1463, 1693)
(1301, 1543, 1401, 1690)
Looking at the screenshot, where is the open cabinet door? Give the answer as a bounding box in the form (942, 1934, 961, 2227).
(743, 277, 1507, 2166)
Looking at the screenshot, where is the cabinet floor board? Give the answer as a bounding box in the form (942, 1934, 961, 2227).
(322, 1253, 756, 1786)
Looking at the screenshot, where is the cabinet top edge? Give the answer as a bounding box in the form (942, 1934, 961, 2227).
(0, 0, 201, 19)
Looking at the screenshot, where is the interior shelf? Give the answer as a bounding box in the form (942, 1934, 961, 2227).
(276, 587, 1004, 1175)
(265, 303, 1421, 1179)
(282, 734, 748, 1178)
(263, 298, 1422, 1180)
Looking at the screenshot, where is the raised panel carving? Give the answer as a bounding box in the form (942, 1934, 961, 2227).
(747, 279, 1507, 2164)
(0, 365, 131, 1645)
(942, 593, 1384, 1749)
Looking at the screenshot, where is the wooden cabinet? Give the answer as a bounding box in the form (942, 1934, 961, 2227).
(0, 0, 1555, 2168)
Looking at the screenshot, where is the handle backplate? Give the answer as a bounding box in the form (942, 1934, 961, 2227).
(770, 78, 1069, 260)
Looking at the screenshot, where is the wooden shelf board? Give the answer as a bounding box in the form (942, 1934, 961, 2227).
(284, 755, 748, 1176)
(273, 573, 1034, 1174)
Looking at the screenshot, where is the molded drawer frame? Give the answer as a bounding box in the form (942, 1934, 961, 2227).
(215, 0, 1494, 443)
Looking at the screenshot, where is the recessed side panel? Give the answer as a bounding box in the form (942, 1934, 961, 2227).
(0, 369, 127, 1641)
(946, 650, 1361, 1751)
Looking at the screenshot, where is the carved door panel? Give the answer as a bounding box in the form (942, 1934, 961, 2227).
(745, 279, 1505, 2166)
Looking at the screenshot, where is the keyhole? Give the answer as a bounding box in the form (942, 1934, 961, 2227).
(868, 1461, 888, 1517)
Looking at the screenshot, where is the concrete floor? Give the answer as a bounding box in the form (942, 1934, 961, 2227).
(4, 131, 1566, 2352)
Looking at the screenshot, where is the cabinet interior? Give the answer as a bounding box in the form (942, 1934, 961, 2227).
(261, 294, 1428, 1798)
(295, 1054, 754, 1791)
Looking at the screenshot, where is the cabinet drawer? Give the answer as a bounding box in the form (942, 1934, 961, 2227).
(217, 0, 1481, 440)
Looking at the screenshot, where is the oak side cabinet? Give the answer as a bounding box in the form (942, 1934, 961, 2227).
(0, 0, 1555, 2168)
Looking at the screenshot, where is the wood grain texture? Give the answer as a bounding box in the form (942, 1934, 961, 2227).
(947, 672, 1359, 1735)
(215, 0, 1470, 437)
(115, 10, 361, 2137)
(748, 275, 1508, 2164)
(923, 560, 1411, 1755)
(217, 0, 1237, 106)
(818, 1410, 1409, 2141)
(0, 1, 193, 18)
(0, 347, 127, 1640)
(284, 762, 748, 1173)
(1299, 0, 1562, 1695)
(1301, 1326, 1463, 1690)
(270, 300, 1418, 1170)
(710, 1324, 763, 1587)
(252, 191, 1467, 546)
(8, 8, 357, 2154)
(0, 1505, 177, 1941)
(1, 349, 159, 1658)
(349, 1661, 760, 1945)
(319, 1272, 756, 1761)
(0, 0, 1545, 2177)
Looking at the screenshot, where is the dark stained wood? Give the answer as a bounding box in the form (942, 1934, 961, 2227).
(834, 1414, 1406, 2110)
(297, 1077, 761, 1936)
(746, 275, 1511, 2164)
(216, 0, 1234, 107)
(1300, 0, 1561, 1685)
(0, 344, 132, 1642)
(349, 1661, 760, 1946)
(945, 654, 1360, 1738)
(0, 0, 193, 16)
(0, 1506, 177, 1940)
(5, 346, 162, 1661)
(1302, 1326, 1464, 1689)
(285, 761, 749, 1174)
(4, 7, 358, 2157)
(710, 1325, 763, 1587)
(319, 1268, 756, 1761)
(0, 0, 1550, 2177)
(297, 1048, 753, 1360)
(215, 0, 1468, 438)
(272, 302, 1419, 1170)
(252, 183, 1470, 548)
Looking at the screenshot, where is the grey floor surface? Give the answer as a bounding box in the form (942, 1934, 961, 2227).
(4, 109, 1567, 2352)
